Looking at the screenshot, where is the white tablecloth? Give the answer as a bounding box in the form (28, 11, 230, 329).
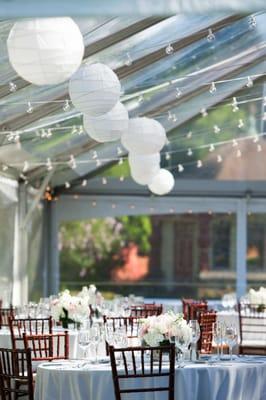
(35, 357, 266, 400)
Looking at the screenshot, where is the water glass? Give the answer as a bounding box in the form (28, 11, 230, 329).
(78, 330, 90, 359)
(188, 320, 200, 361)
(224, 325, 238, 360)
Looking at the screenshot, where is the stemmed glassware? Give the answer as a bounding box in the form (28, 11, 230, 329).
(212, 322, 225, 361)
(224, 325, 238, 360)
(188, 320, 200, 361)
(78, 330, 90, 360)
(89, 324, 101, 363)
(171, 334, 191, 368)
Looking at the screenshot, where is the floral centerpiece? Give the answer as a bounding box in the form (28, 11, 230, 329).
(248, 287, 266, 312)
(51, 285, 102, 328)
(140, 312, 192, 347)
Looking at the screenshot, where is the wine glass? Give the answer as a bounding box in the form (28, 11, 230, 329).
(224, 325, 238, 360)
(89, 325, 101, 363)
(174, 334, 191, 368)
(212, 322, 225, 361)
(78, 330, 90, 360)
(188, 320, 201, 361)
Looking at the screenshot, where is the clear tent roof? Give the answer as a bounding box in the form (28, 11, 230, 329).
(0, 12, 265, 195)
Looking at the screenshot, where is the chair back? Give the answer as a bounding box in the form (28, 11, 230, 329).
(0, 306, 15, 329)
(130, 303, 163, 318)
(109, 344, 175, 400)
(182, 299, 208, 322)
(23, 331, 69, 362)
(0, 347, 34, 400)
(198, 311, 217, 354)
(9, 316, 53, 349)
(238, 302, 266, 355)
(103, 316, 142, 355)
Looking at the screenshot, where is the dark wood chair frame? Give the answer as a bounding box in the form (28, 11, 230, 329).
(23, 331, 69, 362)
(0, 306, 15, 329)
(9, 316, 53, 349)
(130, 304, 163, 318)
(0, 347, 34, 400)
(109, 344, 175, 400)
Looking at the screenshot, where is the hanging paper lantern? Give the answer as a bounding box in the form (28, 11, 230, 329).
(121, 118, 166, 155)
(69, 63, 121, 116)
(7, 18, 84, 85)
(83, 102, 128, 143)
(148, 169, 175, 195)
(128, 152, 160, 171)
(129, 153, 160, 185)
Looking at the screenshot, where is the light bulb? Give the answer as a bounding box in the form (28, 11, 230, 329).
(213, 125, 221, 134)
(178, 164, 184, 172)
(165, 152, 171, 160)
(26, 102, 33, 114)
(187, 148, 193, 156)
(165, 43, 174, 55)
(46, 158, 53, 171)
(236, 149, 242, 158)
(197, 160, 203, 168)
(217, 155, 222, 163)
(238, 119, 244, 128)
(257, 144, 262, 152)
(248, 15, 257, 29)
(209, 144, 215, 152)
(175, 88, 182, 98)
(9, 81, 17, 93)
(125, 52, 132, 66)
(81, 179, 87, 186)
(246, 76, 253, 88)
(207, 29, 215, 42)
(187, 131, 192, 139)
(102, 177, 107, 185)
(65, 182, 71, 189)
(209, 82, 216, 94)
(63, 99, 70, 112)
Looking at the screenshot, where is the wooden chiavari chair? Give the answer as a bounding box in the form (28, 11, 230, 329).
(9, 316, 53, 349)
(109, 344, 175, 400)
(0, 347, 34, 400)
(130, 303, 163, 318)
(103, 316, 142, 355)
(198, 311, 217, 354)
(238, 302, 266, 355)
(182, 299, 208, 322)
(0, 306, 15, 329)
(23, 331, 69, 363)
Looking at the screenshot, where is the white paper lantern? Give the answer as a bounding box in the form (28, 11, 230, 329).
(148, 169, 175, 195)
(69, 63, 121, 116)
(129, 153, 160, 185)
(121, 117, 166, 155)
(83, 102, 128, 143)
(7, 18, 84, 85)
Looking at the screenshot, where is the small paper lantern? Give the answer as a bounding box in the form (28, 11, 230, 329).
(131, 168, 158, 186)
(69, 63, 121, 116)
(148, 169, 175, 195)
(83, 102, 128, 143)
(121, 118, 166, 155)
(7, 18, 84, 85)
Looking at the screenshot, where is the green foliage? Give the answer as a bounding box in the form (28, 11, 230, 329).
(118, 216, 152, 254)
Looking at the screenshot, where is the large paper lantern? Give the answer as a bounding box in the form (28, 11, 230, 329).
(83, 102, 128, 143)
(148, 169, 175, 195)
(69, 63, 121, 116)
(7, 18, 84, 85)
(121, 118, 166, 154)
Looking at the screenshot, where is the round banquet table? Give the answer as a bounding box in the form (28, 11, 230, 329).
(35, 356, 266, 400)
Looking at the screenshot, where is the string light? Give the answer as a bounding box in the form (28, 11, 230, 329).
(117, 147, 123, 155)
(68, 154, 77, 169)
(232, 139, 238, 147)
(63, 99, 70, 112)
(9, 81, 17, 93)
(248, 15, 257, 29)
(165, 43, 174, 55)
(138, 95, 144, 104)
(177, 164, 184, 172)
(46, 158, 53, 171)
(65, 182, 70, 188)
(207, 28, 215, 42)
(125, 52, 133, 66)
(246, 76, 253, 88)
(96, 159, 102, 167)
(187, 131, 192, 139)
(102, 177, 107, 185)
(92, 151, 98, 160)
(217, 154, 223, 163)
(71, 126, 78, 135)
(118, 157, 123, 165)
(81, 179, 87, 186)
(209, 82, 217, 94)
(78, 126, 83, 135)
(23, 161, 29, 172)
(231, 97, 239, 112)
(172, 113, 177, 122)
(187, 148, 193, 156)
(167, 111, 173, 121)
(92, 201, 97, 207)
(119, 176, 124, 182)
(257, 144, 262, 152)
(253, 135, 259, 143)
(165, 152, 171, 160)
(238, 119, 244, 128)
(209, 144, 215, 152)
(175, 88, 182, 98)
(26, 102, 33, 114)
(201, 108, 208, 117)
(197, 160, 203, 168)
(213, 125, 221, 134)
